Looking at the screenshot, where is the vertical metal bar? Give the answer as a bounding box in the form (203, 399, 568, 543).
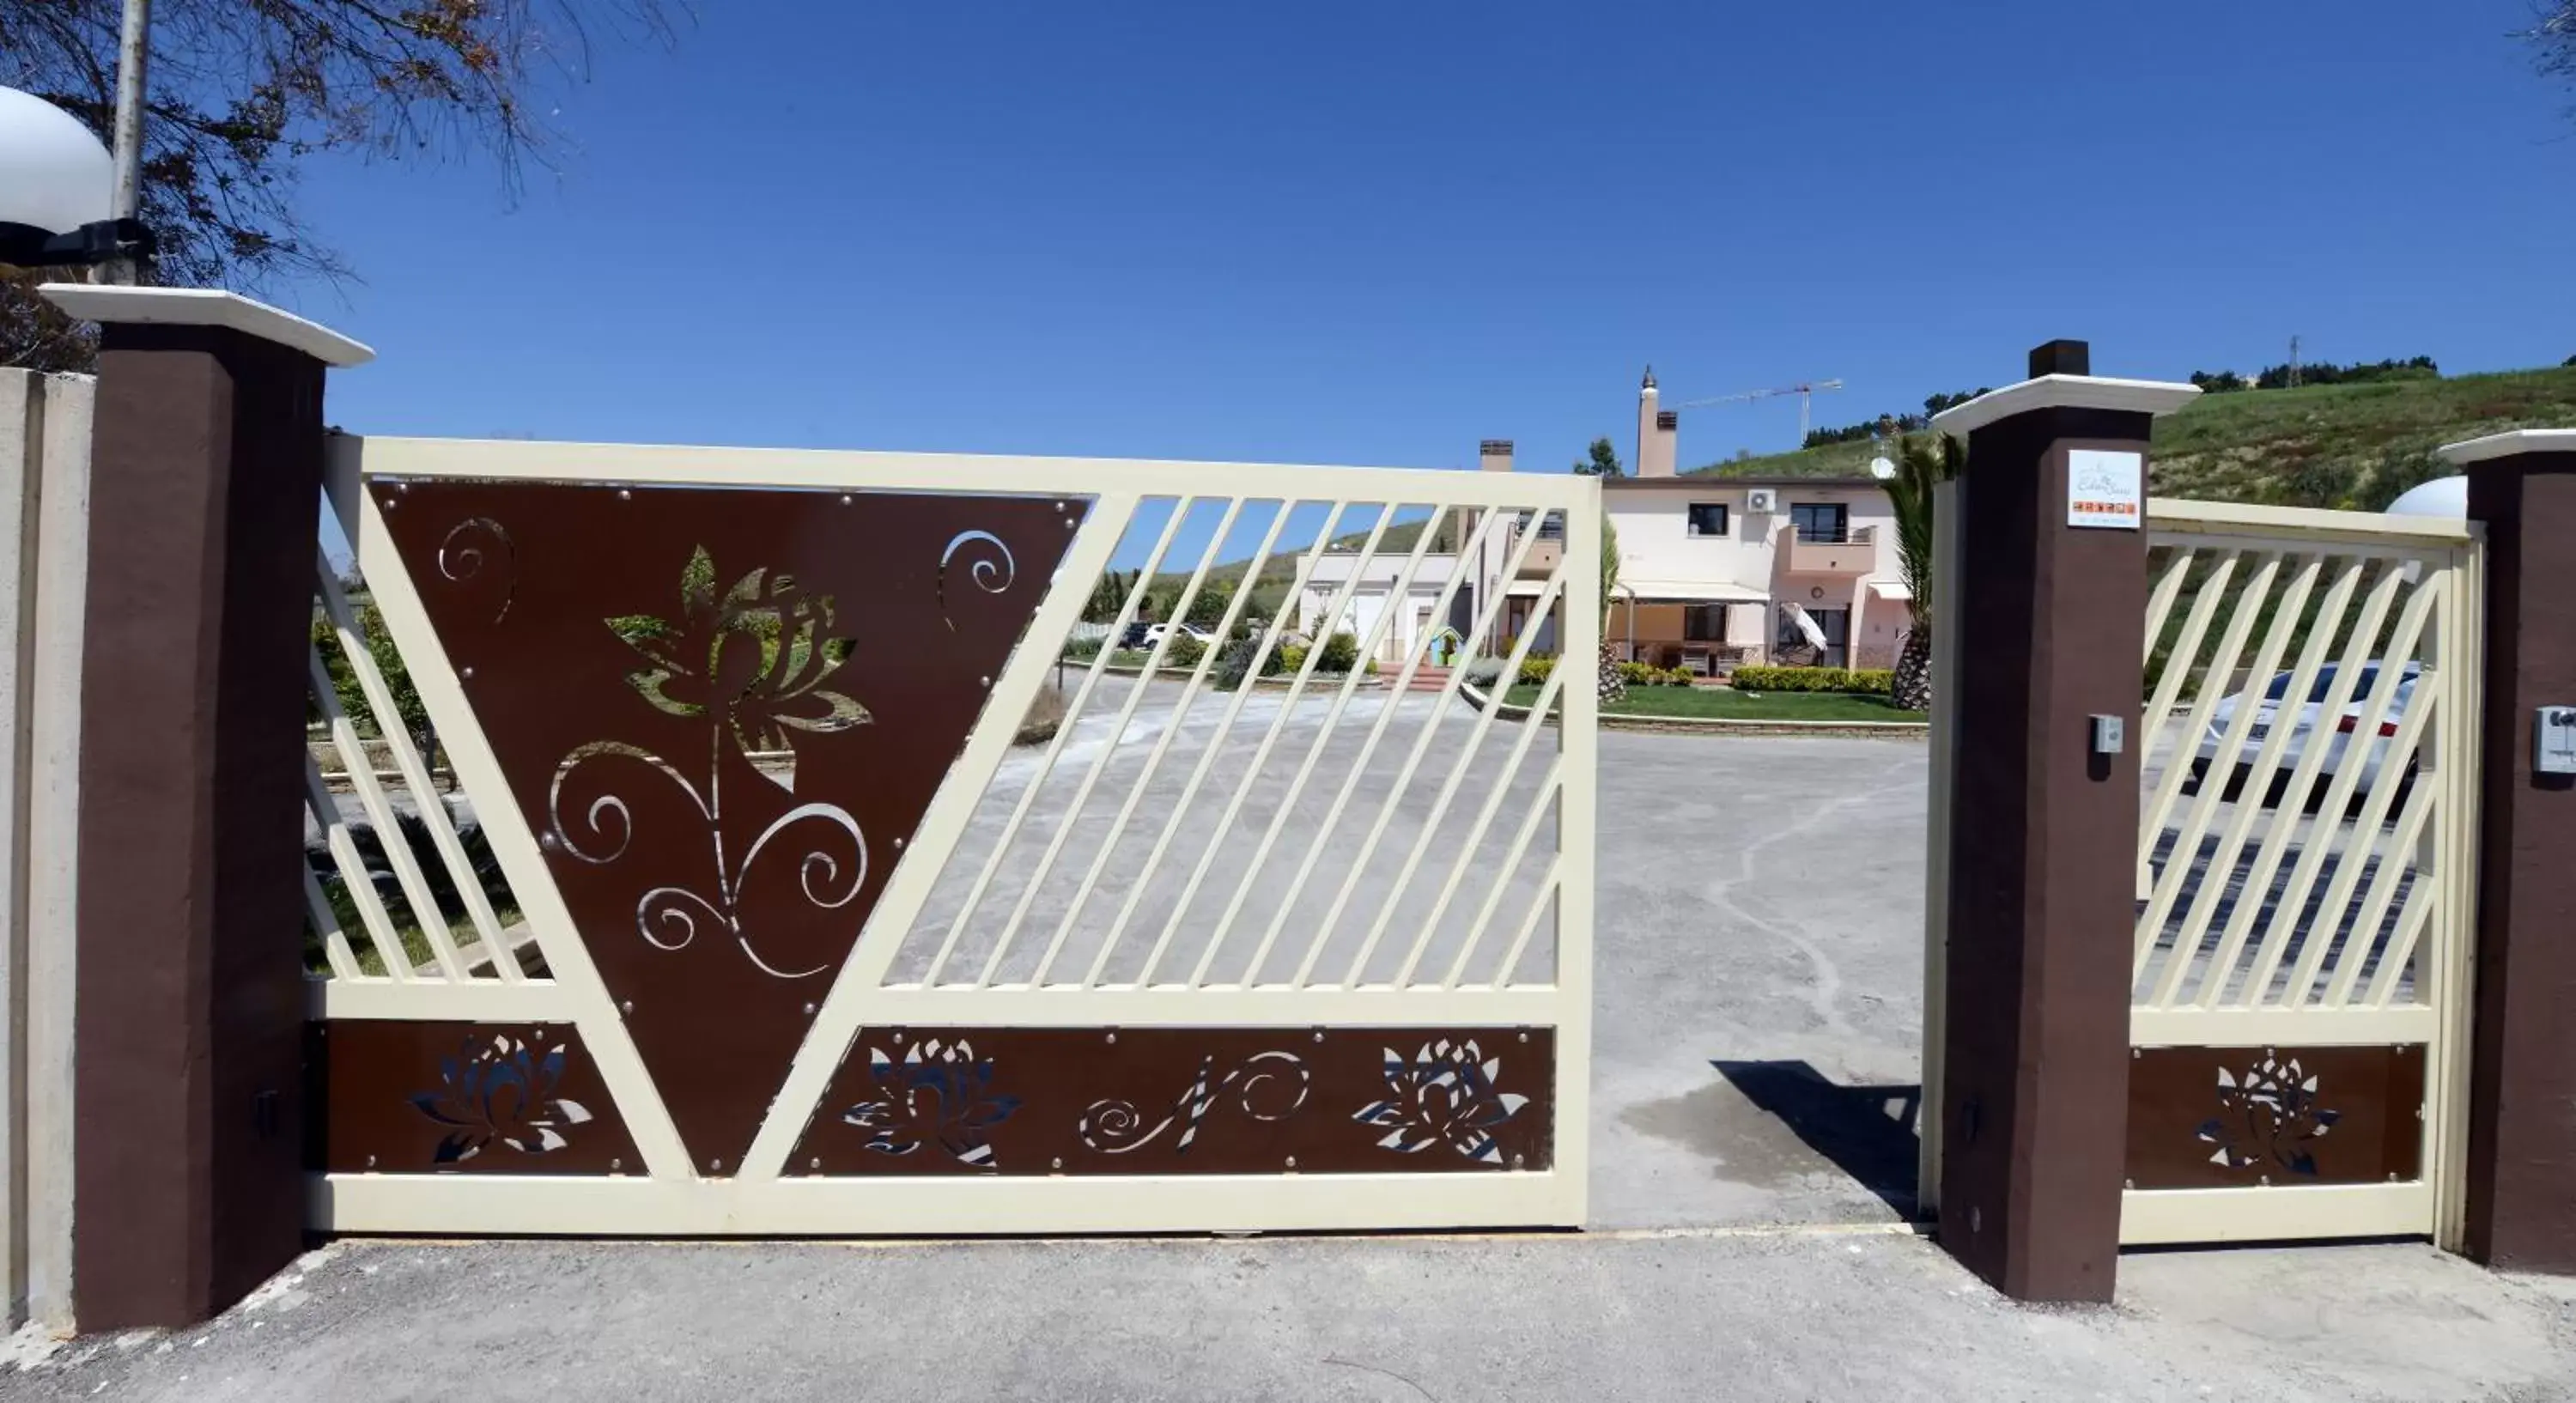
(1919, 475, 1963, 1217)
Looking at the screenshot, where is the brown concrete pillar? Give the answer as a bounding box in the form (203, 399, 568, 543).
(37, 287, 371, 1330)
(2441, 429, 2576, 1272)
(1923, 342, 2198, 1302)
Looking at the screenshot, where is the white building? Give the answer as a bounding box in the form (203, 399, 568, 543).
(1291, 550, 1464, 665)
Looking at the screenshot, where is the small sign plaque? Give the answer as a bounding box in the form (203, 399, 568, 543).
(2068, 449, 2144, 530)
(2538, 707, 2576, 776)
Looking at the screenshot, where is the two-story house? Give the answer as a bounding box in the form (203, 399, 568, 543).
(1460, 374, 1909, 671)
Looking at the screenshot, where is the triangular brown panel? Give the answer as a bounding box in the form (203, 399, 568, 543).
(373, 481, 1084, 1170)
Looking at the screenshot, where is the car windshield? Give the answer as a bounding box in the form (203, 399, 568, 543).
(2259, 663, 2414, 704)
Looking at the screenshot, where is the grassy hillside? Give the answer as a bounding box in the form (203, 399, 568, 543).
(1685, 366, 2576, 511)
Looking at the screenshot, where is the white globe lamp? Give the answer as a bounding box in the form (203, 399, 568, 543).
(2385, 474, 2466, 520)
(0, 85, 151, 269)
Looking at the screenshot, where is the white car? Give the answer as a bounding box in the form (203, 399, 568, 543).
(1140, 622, 1213, 649)
(2188, 661, 2420, 809)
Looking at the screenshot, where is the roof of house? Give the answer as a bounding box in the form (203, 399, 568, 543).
(1602, 474, 1881, 490)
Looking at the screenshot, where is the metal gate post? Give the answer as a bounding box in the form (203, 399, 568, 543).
(36, 287, 370, 1330)
(2440, 428, 2576, 1273)
(1922, 342, 2197, 1303)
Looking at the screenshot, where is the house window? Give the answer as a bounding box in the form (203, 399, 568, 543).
(1791, 502, 1849, 544)
(1686, 503, 1730, 538)
(1683, 604, 1728, 642)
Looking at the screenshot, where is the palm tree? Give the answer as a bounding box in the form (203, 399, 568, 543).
(1596, 511, 1627, 704)
(1883, 434, 1965, 713)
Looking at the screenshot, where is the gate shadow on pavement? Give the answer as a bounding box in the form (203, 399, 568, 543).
(1712, 1060, 1921, 1219)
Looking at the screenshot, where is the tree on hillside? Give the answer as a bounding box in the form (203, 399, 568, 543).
(1881, 433, 1965, 714)
(1571, 438, 1623, 477)
(2, 0, 678, 371)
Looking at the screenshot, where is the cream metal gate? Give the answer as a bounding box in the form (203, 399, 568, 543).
(2127, 498, 2481, 1246)
(301, 436, 1596, 1235)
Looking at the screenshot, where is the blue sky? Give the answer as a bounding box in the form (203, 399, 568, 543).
(290, 0, 2574, 486)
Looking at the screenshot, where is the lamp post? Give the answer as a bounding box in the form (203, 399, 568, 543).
(0, 85, 155, 275)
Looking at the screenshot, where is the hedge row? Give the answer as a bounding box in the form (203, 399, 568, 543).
(1728, 665, 1894, 695)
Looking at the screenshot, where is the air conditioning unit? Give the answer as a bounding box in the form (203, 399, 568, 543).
(1745, 489, 1777, 513)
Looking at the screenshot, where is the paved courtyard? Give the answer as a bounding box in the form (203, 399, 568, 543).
(40, 712, 2576, 1400)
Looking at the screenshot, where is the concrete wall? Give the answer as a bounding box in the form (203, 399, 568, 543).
(0, 368, 92, 1332)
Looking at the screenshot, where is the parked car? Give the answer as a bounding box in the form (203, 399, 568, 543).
(1140, 622, 1213, 649)
(2185, 661, 2420, 812)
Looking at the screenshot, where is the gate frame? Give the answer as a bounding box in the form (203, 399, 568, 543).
(312, 433, 1600, 1237)
(2120, 498, 2483, 1250)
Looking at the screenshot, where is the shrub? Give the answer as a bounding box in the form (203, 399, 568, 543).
(1729, 665, 1893, 695)
(1660, 668, 1698, 687)
(1164, 635, 1206, 670)
(1315, 631, 1361, 673)
(1016, 685, 1069, 745)
(1213, 637, 1285, 690)
(1063, 635, 1104, 661)
(1278, 643, 1309, 673)
(1615, 660, 1656, 684)
(1518, 654, 1557, 688)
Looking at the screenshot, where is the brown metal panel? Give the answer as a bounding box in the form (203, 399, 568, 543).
(2126, 1044, 2425, 1190)
(371, 482, 1083, 1172)
(2465, 452, 2576, 1270)
(785, 1028, 1555, 1176)
(310, 1022, 643, 1175)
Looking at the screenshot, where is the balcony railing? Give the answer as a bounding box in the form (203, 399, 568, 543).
(1784, 524, 1875, 575)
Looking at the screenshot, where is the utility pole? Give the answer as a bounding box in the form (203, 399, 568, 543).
(108, 0, 151, 284)
(2288, 334, 2302, 389)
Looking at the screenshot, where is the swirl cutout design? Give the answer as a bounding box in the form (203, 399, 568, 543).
(1078, 1050, 1312, 1155)
(436, 516, 517, 623)
(938, 530, 1017, 630)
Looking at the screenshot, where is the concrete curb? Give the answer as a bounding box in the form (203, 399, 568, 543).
(1458, 680, 1929, 740)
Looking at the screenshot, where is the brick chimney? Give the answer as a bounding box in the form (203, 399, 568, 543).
(1479, 439, 1514, 472)
(1637, 367, 1678, 477)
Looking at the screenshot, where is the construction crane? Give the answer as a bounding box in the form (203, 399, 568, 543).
(1669, 380, 1846, 442)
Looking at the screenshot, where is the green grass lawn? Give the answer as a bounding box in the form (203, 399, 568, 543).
(1502, 683, 1923, 723)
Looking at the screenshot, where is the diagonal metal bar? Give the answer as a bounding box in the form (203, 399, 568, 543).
(1318, 571, 1566, 988)
(307, 644, 470, 981)
(1220, 506, 1557, 988)
(1185, 504, 1454, 987)
(1042, 500, 1297, 987)
(2227, 562, 2412, 1005)
(1104, 503, 1348, 988)
(304, 751, 419, 981)
(2185, 556, 2367, 1007)
(1440, 756, 1565, 988)
(315, 550, 518, 979)
(2133, 550, 2280, 982)
(1139, 502, 1401, 987)
(922, 495, 1197, 987)
(1007, 498, 1251, 986)
(1217, 507, 1516, 987)
(2145, 552, 2325, 1010)
(1397, 666, 1567, 987)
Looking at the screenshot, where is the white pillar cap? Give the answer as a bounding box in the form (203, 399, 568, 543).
(2435, 429, 2576, 466)
(36, 285, 373, 367)
(1929, 374, 2198, 440)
